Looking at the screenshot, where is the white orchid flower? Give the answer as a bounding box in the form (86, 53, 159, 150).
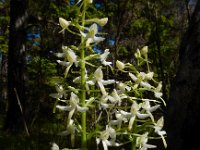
(56, 92, 88, 121)
(96, 126, 119, 150)
(100, 49, 112, 66)
(56, 46, 78, 77)
(108, 89, 127, 106)
(108, 89, 121, 105)
(142, 101, 160, 123)
(153, 82, 166, 106)
(99, 95, 110, 109)
(50, 85, 66, 99)
(136, 132, 157, 150)
(154, 117, 167, 148)
(129, 72, 153, 89)
(138, 72, 154, 81)
(154, 82, 163, 99)
(154, 117, 166, 135)
(128, 101, 150, 130)
(116, 82, 131, 93)
(110, 110, 128, 127)
(87, 67, 114, 96)
(80, 23, 105, 47)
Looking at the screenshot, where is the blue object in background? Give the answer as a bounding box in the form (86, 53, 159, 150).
(94, 46, 102, 54)
(70, 0, 75, 5)
(108, 39, 115, 46)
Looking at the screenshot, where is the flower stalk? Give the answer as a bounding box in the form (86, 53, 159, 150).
(80, 0, 87, 149)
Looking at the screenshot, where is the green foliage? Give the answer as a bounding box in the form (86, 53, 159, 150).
(0, 0, 9, 54)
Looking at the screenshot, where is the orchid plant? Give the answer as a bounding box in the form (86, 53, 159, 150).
(50, 0, 167, 150)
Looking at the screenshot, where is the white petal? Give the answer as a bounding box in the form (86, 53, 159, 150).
(101, 80, 115, 85)
(55, 52, 65, 58)
(110, 120, 121, 126)
(56, 105, 71, 111)
(137, 113, 150, 119)
(96, 138, 101, 145)
(73, 76, 81, 83)
(147, 105, 160, 112)
(80, 31, 87, 38)
(49, 93, 62, 99)
(77, 105, 88, 112)
(101, 103, 109, 109)
(58, 130, 70, 136)
(102, 60, 112, 66)
(89, 23, 98, 35)
(57, 60, 70, 67)
(154, 91, 163, 98)
(86, 38, 94, 47)
(107, 95, 116, 103)
(68, 108, 75, 121)
(129, 72, 138, 81)
(67, 49, 77, 63)
(86, 80, 95, 85)
(128, 116, 136, 130)
(100, 49, 110, 62)
(156, 82, 162, 92)
(145, 72, 154, 80)
(120, 110, 132, 117)
(51, 143, 59, 150)
(157, 130, 166, 136)
(108, 126, 116, 140)
(102, 140, 108, 150)
(156, 116, 164, 128)
(140, 81, 152, 89)
(70, 92, 79, 106)
(64, 62, 73, 78)
(143, 143, 157, 149)
(94, 36, 105, 43)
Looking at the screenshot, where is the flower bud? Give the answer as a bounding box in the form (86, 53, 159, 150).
(134, 48, 141, 58)
(88, 18, 108, 26)
(94, 67, 103, 81)
(67, 49, 77, 63)
(116, 60, 125, 71)
(141, 46, 148, 56)
(59, 17, 71, 29)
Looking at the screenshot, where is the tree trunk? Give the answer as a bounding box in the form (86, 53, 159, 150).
(165, 0, 200, 149)
(4, 0, 28, 134)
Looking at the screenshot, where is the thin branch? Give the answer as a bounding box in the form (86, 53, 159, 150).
(14, 88, 30, 136)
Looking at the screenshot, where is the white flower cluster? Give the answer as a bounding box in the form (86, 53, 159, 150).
(50, 1, 167, 150)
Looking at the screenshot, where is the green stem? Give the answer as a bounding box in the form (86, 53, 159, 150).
(131, 142, 136, 150)
(80, 0, 87, 149)
(131, 136, 136, 150)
